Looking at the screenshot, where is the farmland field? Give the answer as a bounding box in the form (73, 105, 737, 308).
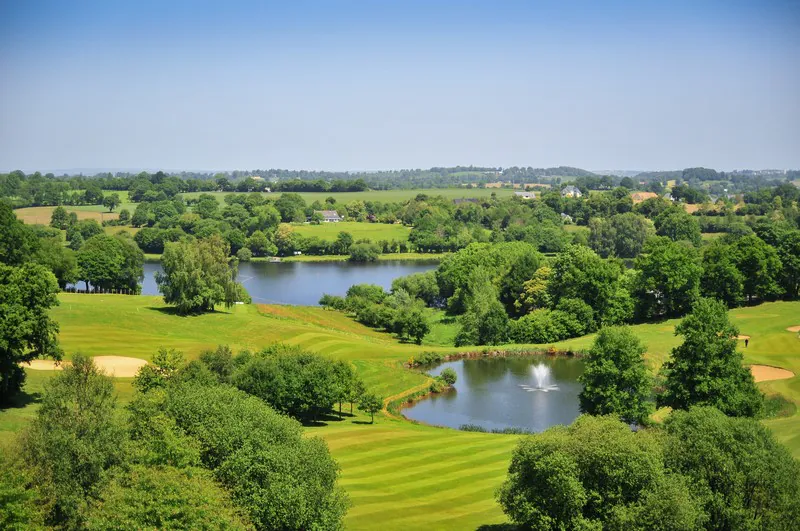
(2, 295, 798, 529)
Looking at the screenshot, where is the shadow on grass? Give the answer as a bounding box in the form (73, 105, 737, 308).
(476, 524, 518, 531)
(352, 420, 374, 425)
(145, 306, 232, 317)
(0, 389, 42, 412)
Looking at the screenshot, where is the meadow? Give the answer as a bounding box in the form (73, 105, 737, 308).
(287, 221, 411, 242)
(2, 295, 798, 529)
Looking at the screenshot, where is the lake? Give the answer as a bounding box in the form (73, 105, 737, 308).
(140, 260, 438, 306)
(403, 356, 584, 433)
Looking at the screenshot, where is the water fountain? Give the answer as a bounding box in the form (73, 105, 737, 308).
(519, 363, 559, 392)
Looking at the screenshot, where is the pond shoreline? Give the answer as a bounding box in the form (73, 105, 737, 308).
(393, 348, 586, 431)
(144, 252, 446, 263)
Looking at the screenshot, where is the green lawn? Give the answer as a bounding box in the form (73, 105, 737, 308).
(180, 187, 515, 204)
(2, 295, 799, 529)
(287, 221, 411, 242)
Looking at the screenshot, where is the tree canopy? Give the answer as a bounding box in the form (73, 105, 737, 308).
(156, 234, 248, 313)
(659, 298, 762, 417)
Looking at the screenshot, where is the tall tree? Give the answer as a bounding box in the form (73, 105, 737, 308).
(0, 202, 38, 266)
(659, 298, 762, 417)
(634, 237, 701, 318)
(729, 235, 784, 302)
(156, 234, 247, 313)
(21, 355, 127, 527)
(777, 230, 800, 298)
(102, 193, 121, 212)
(0, 263, 62, 403)
(579, 327, 652, 424)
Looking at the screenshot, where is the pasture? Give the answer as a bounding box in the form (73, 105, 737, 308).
(2, 295, 798, 529)
(287, 221, 411, 242)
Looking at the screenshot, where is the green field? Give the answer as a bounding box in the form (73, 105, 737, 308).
(2, 295, 799, 529)
(287, 221, 411, 242)
(180, 187, 515, 204)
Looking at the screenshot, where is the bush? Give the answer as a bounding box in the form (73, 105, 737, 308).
(459, 424, 488, 432)
(429, 379, 445, 393)
(498, 415, 696, 530)
(411, 351, 445, 367)
(348, 241, 381, 262)
(85, 465, 251, 530)
(164, 384, 348, 530)
(510, 309, 569, 344)
(235, 247, 252, 262)
(439, 368, 457, 386)
(319, 293, 347, 310)
(232, 345, 338, 422)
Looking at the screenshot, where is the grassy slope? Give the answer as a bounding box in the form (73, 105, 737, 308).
(2, 295, 799, 529)
(287, 221, 411, 242)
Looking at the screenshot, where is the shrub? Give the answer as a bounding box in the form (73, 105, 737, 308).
(348, 241, 381, 262)
(429, 379, 445, 393)
(412, 351, 445, 367)
(235, 247, 252, 262)
(510, 309, 569, 344)
(439, 368, 457, 386)
(232, 345, 338, 422)
(165, 384, 348, 530)
(459, 424, 487, 432)
(318, 293, 347, 310)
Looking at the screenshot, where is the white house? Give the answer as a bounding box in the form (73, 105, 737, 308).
(514, 191, 536, 199)
(561, 185, 583, 198)
(315, 210, 343, 222)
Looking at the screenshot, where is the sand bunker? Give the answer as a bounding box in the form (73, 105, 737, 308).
(750, 365, 794, 383)
(23, 356, 148, 378)
(786, 325, 800, 333)
(737, 335, 750, 340)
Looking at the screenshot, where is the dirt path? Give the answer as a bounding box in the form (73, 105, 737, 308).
(786, 325, 800, 333)
(750, 365, 794, 383)
(23, 356, 148, 378)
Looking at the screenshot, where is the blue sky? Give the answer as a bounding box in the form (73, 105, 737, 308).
(1, 0, 798, 172)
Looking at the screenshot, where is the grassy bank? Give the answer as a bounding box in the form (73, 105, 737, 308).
(2, 295, 798, 529)
(287, 221, 411, 241)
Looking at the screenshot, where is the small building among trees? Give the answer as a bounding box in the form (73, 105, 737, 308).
(315, 210, 343, 222)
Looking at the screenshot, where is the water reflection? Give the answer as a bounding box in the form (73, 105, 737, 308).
(405, 356, 584, 433)
(138, 260, 437, 306)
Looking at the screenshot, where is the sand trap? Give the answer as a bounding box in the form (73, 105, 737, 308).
(750, 365, 794, 383)
(737, 335, 750, 340)
(786, 326, 800, 333)
(23, 356, 148, 378)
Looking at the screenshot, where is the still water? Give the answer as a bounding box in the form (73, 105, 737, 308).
(404, 356, 584, 433)
(140, 260, 437, 306)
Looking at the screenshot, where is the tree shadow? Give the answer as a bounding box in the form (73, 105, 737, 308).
(145, 306, 232, 317)
(0, 389, 42, 411)
(352, 420, 374, 425)
(476, 524, 518, 531)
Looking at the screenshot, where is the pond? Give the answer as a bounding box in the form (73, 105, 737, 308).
(139, 260, 438, 306)
(403, 356, 584, 433)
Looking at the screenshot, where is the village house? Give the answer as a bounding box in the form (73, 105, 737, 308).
(315, 210, 343, 222)
(560, 185, 583, 198)
(514, 191, 536, 199)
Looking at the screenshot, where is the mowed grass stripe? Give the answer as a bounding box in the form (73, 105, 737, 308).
(345, 479, 506, 523)
(339, 437, 511, 475)
(378, 501, 508, 530)
(345, 459, 513, 495)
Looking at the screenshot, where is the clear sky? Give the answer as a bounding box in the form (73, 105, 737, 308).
(1, 0, 798, 173)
